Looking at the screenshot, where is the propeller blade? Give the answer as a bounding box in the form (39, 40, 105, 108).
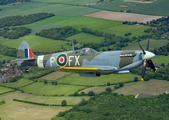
(141, 60, 147, 81)
(136, 40, 146, 54)
(147, 60, 156, 72)
(146, 39, 150, 51)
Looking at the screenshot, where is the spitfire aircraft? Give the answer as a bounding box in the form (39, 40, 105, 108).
(15, 40, 156, 81)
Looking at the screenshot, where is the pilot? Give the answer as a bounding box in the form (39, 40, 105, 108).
(84, 49, 87, 55)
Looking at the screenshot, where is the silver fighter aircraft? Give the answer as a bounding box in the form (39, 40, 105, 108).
(15, 40, 156, 81)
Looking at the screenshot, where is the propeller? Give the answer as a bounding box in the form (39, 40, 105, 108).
(137, 40, 156, 81)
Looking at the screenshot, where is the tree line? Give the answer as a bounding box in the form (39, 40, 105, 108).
(0, 27, 31, 39)
(36, 26, 80, 40)
(152, 42, 169, 56)
(0, 0, 31, 5)
(0, 13, 55, 28)
(53, 92, 169, 120)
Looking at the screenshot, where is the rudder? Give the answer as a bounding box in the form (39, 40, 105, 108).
(17, 41, 34, 59)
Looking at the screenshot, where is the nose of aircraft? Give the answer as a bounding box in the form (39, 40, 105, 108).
(142, 51, 155, 60)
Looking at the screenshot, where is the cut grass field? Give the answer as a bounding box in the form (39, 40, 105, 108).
(0, 79, 34, 88)
(113, 80, 169, 95)
(33, 0, 99, 5)
(1, 35, 72, 52)
(67, 33, 104, 43)
(0, 2, 100, 18)
(54, 16, 122, 30)
(122, 39, 169, 50)
(0, 86, 13, 94)
(39, 71, 70, 81)
(57, 73, 141, 86)
(152, 55, 169, 65)
(92, 0, 169, 16)
(0, 92, 71, 120)
(0, 91, 89, 120)
(102, 24, 152, 38)
(21, 82, 85, 96)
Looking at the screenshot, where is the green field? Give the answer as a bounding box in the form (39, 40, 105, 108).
(92, 0, 169, 16)
(113, 80, 169, 95)
(102, 24, 152, 38)
(39, 71, 70, 81)
(54, 16, 122, 30)
(1, 35, 72, 52)
(33, 0, 98, 5)
(67, 33, 104, 43)
(0, 86, 13, 94)
(152, 55, 169, 65)
(22, 16, 76, 34)
(0, 54, 15, 61)
(21, 82, 85, 96)
(57, 73, 141, 86)
(122, 39, 169, 50)
(0, 92, 71, 120)
(0, 2, 100, 18)
(0, 79, 34, 88)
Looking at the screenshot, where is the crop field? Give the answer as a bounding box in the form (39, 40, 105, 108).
(0, 79, 34, 88)
(0, 2, 100, 18)
(113, 80, 169, 95)
(1, 35, 72, 52)
(0, 91, 89, 120)
(84, 10, 163, 23)
(21, 82, 85, 96)
(54, 16, 122, 30)
(33, 0, 98, 5)
(92, 0, 169, 16)
(0, 86, 13, 94)
(122, 39, 169, 50)
(67, 33, 104, 43)
(0, 92, 71, 120)
(39, 71, 70, 81)
(152, 55, 169, 65)
(102, 24, 152, 38)
(57, 73, 141, 86)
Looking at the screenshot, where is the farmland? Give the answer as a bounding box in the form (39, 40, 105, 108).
(0, 0, 169, 119)
(33, 0, 99, 5)
(84, 10, 163, 23)
(21, 82, 86, 96)
(152, 55, 169, 65)
(101, 24, 152, 38)
(0, 2, 100, 18)
(67, 33, 104, 43)
(122, 39, 169, 50)
(92, 0, 169, 16)
(0, 86, 13, 94)
(54, 16, 122, 30)
(57, 73, 141, 86)
(0, 92, 72, 120)
(1, 35, 72, 52)
(113, 80, 169, 95)
(0, 79, 34, 88)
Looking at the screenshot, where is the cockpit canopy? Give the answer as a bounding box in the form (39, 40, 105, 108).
(75, 48, 97, 55)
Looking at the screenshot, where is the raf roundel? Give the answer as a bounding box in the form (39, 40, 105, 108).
(56, 53, 68, 67)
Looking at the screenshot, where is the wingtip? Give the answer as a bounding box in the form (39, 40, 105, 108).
(141, 78, 144, 81)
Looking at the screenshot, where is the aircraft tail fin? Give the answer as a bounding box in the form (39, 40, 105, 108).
(17, 41, 34, 59)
